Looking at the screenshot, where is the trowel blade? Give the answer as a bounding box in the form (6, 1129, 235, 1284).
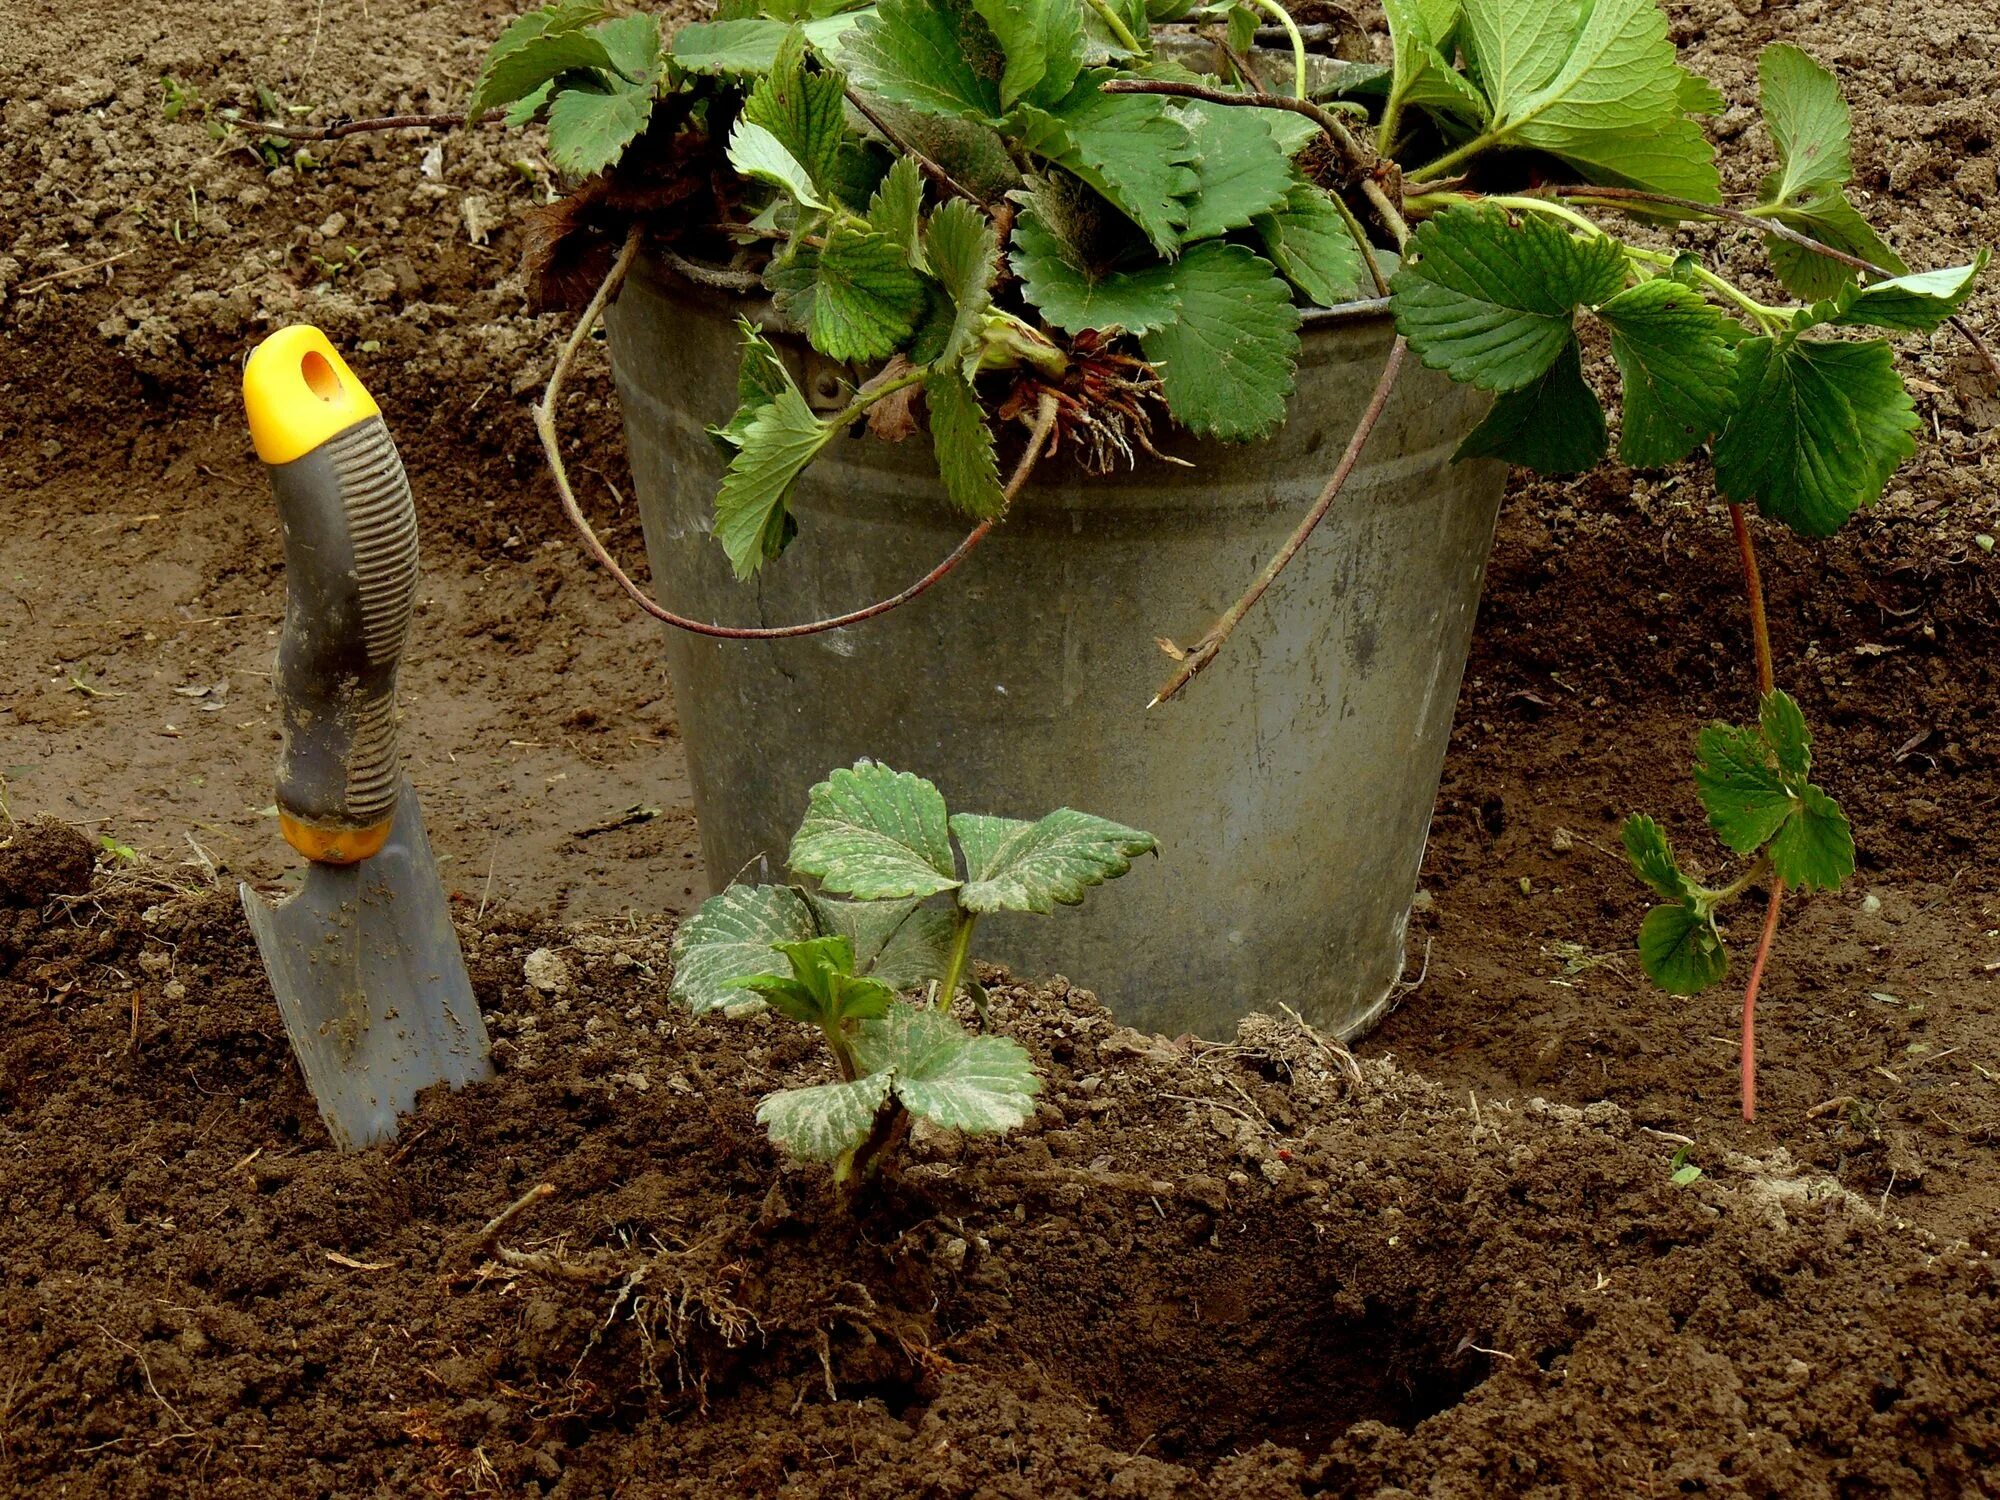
(241, 779, 491, 1150)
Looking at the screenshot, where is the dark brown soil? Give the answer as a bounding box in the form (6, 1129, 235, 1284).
(4, 0, 2000, 1493)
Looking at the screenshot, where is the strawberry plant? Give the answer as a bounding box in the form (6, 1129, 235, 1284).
(446, 0, 1991, 1121)
(670, 760, 1154, 1190)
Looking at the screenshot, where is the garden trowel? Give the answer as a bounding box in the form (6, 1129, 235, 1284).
(238, 325, 491, 1150)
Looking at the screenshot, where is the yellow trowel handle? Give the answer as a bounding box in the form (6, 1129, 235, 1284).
(243, 326, 418, 864)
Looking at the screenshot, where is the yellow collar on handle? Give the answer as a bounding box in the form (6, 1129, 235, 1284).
(243, 325, 382, 466)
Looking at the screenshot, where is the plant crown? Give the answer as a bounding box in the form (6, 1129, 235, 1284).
(670, 760, 1155, 1184)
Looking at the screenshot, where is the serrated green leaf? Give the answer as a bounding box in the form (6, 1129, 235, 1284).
(1391, 205, 1627, 392)
(840, 0, 1004, 123)
(1140, 241, 1301, 441)
(790, 761, 961, 900)
(1254, 182, 1366, 308)
(504, 81, 555, 128)
(949, 808, 1157, 914)
(710, 319, 795, 451)
(1676, 67, 1724, 117)
(742, 26, 849, 196)
(744, 934, 901, 1022)
(1451, 337, 1606, 473)
(1757, 43, 1851, 208)
(923, 198, 1000, 366)
(545, 81, 655, 177)
(671, 884, 819, 1012)
(1009, 208, 1181, 333)
(867, 156, 927, 261)
(714, 384, 836, 577)
(924, 373, 1006, 517)
(1459, 0, 1577, 118)
(1014, 75, 1200, 256)
(1173, 98, 1294, 243)
(1384, 0, 1488, 127)
(1528, 116, 1722, 202)
(1713, 335, 1916, 538)
(802, 892, 949, 989)
(594, 11, 661, 80)
(758, 1072, 894, 1159)
(469, 3, 610, 119)
(801, 219, 929, 361)
(853, 1006, 1041, 1134)
(1670, 1162, 1704, 1187)
(671, 15, 864, 75)
(1767, 782, 1854, 892)
(1621, 813, 1702, 907)
(1760, 689, 1811, 780)
(1819, 255, 1986, 334)
(1597, 278, 1737, 467)
(1637, 902, 1730, 995)
(1693, 720, 1795, 855)
(728, 119, 832, 209)
(973, 0, 1084, 108)
(1762, 196, 1905, 301)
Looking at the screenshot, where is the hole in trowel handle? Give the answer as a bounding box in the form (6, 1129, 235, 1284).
(301, 349, 343, 402)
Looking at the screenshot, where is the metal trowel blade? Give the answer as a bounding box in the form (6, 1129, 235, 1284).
(241, 779, 491, 1150)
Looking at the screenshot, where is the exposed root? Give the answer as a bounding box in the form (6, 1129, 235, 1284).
(996, 329, 1181, 475)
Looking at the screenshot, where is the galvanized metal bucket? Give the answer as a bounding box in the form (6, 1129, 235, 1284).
(605, 256, 1504, 1040)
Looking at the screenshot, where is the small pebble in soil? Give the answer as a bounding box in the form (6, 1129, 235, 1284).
(523, 948, 571, 996)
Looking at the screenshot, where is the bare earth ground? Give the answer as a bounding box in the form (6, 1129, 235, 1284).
(3, 0, 1999, 1494)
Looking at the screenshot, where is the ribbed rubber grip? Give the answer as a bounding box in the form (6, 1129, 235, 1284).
(265, 414, 419, 850)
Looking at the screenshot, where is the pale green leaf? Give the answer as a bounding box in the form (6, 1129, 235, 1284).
(546, 82, 657, 177)
(469, 4, 610, 119)
(1459, 0, 1578, 119)
(1597, 278, 1737, 467)
(923, 198, 1000, 366)
(1174, 98, 1294, 242)
(1820, 255, 1986, 334)
(713, 384, 835, 577)
(1014, 75, 1200, 256)
(1451, 337, 1606, 473)
(1254, 181, 1366, 308)
(801, 220, 929, 361)
(789, 761, 961, 900)
(1676, 66, 1724, 116)
(709, 319, 794, 451)
(1621, 814, 1701, 907)
(1009, 208, 1181, 333)
(1391, 205, 1627, 392)
(950, 808, 1157, 914)
(973, 0, 1085, 108)
(742, 25, 849, 195)
(1140, 241, 1301, 441)
(671, 15, 863, 75)
(671, 884, 818, 1012)
(757, 1072, 894, 1159)
(1523, 116, 1722, 202)
(840, 0, 1004, 123)
(924, 373, 1006, 518)
(853, 1006, 1041, 1134)
(1762, 196, 1904, 301)
(802, 892, 951, 989)
(1712, 335, 1916, 538)
(727, 119, 831, 209)
(1760, 690, 1811, 780)
(867, 157, 927, 262)
(594, 11, 662, 80)
(1757, 43, 1851, 207)
(1637, 902, 1729, 996)
(1384, 0, 1487, 127)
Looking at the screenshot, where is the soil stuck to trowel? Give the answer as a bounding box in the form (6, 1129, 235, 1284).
(2, 824, 1995, 1498)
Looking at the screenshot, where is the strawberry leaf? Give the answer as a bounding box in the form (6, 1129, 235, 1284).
(1139, 242, 1302, 441)
(798, 219, 929, 361)
(840, 0, 1005, 124)
(790, 761, 962, 901)
(1254, 182, 1367, 308)
(742, 25, 849, 197)
(671, 884, 819, 1013)
(853, 1006, 1041, 1134)
(1173, 98, 1295, 243)
(949, 808, 1158, 914)
(1391, 205, 1627, 392)
(1816, 255, 1988, 335)
(924, 372, 1006, 517)
(1621, 814, 1702, 907)
(469, 3, 611, 119)
(1713, 335, 1917, 537)
(1008, 208, 1182, 333)
(1691, 691, 1855, 892)
(1451, 337, 1606, 473)
(972, 0, 1084, 109)
(758, 1072, 894, 1159)
(923, 198, 1001, 368)
(1637, 902, 1729, 995)
(1013, 75, 1200, 256)
(1597, 278, 1737, 467)
(713, 384, 837, 577)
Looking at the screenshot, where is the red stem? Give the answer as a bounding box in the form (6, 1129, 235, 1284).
(1728, 502, 1781, 1123)
(1739, 882, 1784, 1123)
